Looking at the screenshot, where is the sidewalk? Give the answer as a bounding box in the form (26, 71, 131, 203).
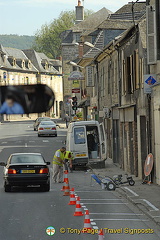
(94, 158, 160, 226)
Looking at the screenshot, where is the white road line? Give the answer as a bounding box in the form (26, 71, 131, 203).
(25, 143, 27, 147)
(29, 141, 35, 142)
(142, 199, 159, 211)
(92, 219, 149, 221)
(123, 187, 139, 196)
(91, 222, 97, 225)
(81, 203, 128, 205)
(90, 213, 144, 216)
(43, 140, 49, 142)
(1, 142, 7, 144)
(81, 199, 124, 201)
(76, 191, 110, 193)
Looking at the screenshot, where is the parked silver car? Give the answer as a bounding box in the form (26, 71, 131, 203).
(38, 121, 57, 137)
(33, 117, 51, 131)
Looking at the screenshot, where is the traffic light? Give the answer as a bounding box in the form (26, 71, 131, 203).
(72, 96, 78, 110)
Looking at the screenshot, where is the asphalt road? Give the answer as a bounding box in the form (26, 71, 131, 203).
(0, 121, 160, 240)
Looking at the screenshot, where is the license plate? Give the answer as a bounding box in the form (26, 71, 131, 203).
(76, 154, 86, 157)
(21, 170, 35, 173)
(44, 128, 50, 129)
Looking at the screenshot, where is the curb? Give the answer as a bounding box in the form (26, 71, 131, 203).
(116, 186, 160, 227)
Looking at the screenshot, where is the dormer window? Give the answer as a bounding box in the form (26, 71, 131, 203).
(45, 62, 48, 70)
(13, 58, 16, 67)
(22, 60, 25, 68)
(28, 60, 31, 69)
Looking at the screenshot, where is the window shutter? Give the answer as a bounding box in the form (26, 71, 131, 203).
(146, 5, 157, 64)
(86, 66, 94, 87)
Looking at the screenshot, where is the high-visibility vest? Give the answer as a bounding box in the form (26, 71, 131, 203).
(64, 151, 74, 160)
(53, 149, 65, 166)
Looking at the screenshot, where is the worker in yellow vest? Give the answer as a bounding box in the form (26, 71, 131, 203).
(64, 151, 74, 172)
(52, 147, 66, 183)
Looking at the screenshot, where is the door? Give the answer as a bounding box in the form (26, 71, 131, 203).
(73, 126, 88, 159)
(99, 123, 107, 160)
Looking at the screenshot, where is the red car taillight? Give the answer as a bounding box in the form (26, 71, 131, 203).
(8, 169, 16, 174)
(39, 168, 49, 174)
(52, 127, 56, 130)
(39, 128, 44, 130)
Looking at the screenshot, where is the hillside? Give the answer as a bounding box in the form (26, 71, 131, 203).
(0, 34, 35, 49)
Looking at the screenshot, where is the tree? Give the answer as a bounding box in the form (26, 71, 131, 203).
(32, 9, 93, 59)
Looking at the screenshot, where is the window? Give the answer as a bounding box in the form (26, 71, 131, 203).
(126, 56, 133, 94)
(134, 49, 139, 89)
(74, 127, 86, 144)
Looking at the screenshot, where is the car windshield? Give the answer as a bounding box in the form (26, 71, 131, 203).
(40, 121, 55, 125)
(10, 154, 45, 164)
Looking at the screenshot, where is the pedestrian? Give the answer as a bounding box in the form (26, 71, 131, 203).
(64, 151, 74, 172)
(52, 147, 66, 183)
(0, 94, 24, 114)
(64, 114, 70, 128)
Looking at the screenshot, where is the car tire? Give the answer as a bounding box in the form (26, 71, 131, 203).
(55, 134, 57, 137)
(38, 134, 41, 137)
(4, 183, 11, 192)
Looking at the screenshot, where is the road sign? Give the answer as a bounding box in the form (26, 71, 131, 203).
(68, 71, 84, 81)
(144, 74, 157, 93)
(72, 88, 80, 93)
(144, 153, 153, 177)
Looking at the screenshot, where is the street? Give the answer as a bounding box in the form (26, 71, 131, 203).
(0, 121, 160, 240)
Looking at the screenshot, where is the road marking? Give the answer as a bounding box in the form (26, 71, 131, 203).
(81, 199, 124, 201)
(81, 203, 128, 205)
(43, 140, 49, 142)
(1, 142, 7, 144)
(29, 141, 35, 142)
(25, 143, 27, 147)
(91, 222, 96, 225)
(142, 199, 159, 211)
(123, 187, 139, 196)
(92, 219, 149, 221)
(90, 213, 144, 216)
(76, 191, 110, 193)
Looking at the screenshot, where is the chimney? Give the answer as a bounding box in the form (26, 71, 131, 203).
(75, 0, 84, 24)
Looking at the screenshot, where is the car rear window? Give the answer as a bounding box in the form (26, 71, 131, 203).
(40, 121, 55, 125)
(11, 155, 45, 164)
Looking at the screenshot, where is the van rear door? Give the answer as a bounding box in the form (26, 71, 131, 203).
(73, 126, 88, 160)
(99, 123, 107, 160)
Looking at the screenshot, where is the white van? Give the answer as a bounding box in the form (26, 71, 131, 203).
(66, 120, 107, 168)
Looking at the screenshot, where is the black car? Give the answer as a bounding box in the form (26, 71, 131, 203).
(1, 153, 50, 192)
(33, 117, 51, 131)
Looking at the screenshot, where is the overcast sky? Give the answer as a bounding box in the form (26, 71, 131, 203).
(0, 0, 139, 35)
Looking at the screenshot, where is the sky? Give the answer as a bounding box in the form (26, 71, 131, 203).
(0, 0, 132, 36)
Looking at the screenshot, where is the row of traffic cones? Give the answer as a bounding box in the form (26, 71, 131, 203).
(61, 170, 105, 239)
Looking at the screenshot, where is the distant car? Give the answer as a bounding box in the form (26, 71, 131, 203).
(33, 117, 51, 131)
(1, 153, 50, 192)
(38, 121, 57, 137)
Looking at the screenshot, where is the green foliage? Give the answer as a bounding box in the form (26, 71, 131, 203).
(0, 35, 34, 49)
(32, 9, 94, 58)
(76, 112, 83, 118)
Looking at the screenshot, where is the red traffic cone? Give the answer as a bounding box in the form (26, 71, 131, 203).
(98, 229, 105, 240)
(73, 196, 84, 216)
(68, 188, 76, 205)
(63, 179, 70, 196)
(61, 170, 69, 191)
(81, 210, 92, 233)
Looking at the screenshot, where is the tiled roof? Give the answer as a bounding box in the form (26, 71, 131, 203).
(70, 7, 112, 33)
(83, 31, 104, 58)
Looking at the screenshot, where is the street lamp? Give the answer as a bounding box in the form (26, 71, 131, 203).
(69, 61, 84, 68)
(84, 42, 102, 51)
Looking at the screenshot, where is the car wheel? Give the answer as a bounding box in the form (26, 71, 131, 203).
(55, 134, 57, 137)
(106, 181, 116, 191)
(4, 183, 12, 192)
(38, 134, 41, 137)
